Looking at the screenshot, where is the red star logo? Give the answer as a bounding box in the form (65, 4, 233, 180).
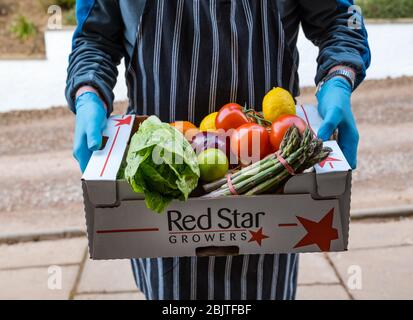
(248, 227, 269, 246)
(318, 156, 341, 169)
(293, 208, 338, 251)
(114, 116, 132, 127)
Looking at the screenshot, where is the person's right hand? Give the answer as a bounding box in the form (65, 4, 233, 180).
(73, 92, 107, 172)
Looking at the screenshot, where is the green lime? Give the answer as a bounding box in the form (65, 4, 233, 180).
(197, 148, 229, 182)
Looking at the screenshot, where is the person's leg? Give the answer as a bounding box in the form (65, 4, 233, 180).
(131, 257, 183, 300)
(272, 253, 299, 300)
(131, 254, 299, 300)
(291, 254, 299, 299)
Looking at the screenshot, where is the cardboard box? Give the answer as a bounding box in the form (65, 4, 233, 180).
(82, 105, 352, 260)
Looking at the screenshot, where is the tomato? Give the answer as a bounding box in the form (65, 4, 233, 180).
(270, 115, 307, 151)
(230, 123, 271, 165)
(215, 103, 250, 131)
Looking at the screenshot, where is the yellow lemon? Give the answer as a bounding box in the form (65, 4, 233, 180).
(199, 112, 218, 132)
(262, 87, 296, 122)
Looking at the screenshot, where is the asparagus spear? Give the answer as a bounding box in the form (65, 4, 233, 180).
(203, 126, 304, 197)
(202, 126, 301, 193)
(202, 124, 331, 198)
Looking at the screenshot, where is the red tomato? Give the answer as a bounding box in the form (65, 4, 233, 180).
(230, 123, 271, 165)
(215, 103, 250, 131)
(270, 115, 307, 151)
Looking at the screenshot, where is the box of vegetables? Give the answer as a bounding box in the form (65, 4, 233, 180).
(81, 90, 352, 260)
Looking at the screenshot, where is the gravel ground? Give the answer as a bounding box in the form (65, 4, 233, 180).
(298, 76, 413, 209)
(0, 77, 412, 234)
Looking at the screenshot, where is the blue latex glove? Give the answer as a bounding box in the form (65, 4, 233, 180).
(73, 92, 107, 172)
(316, 77, 359, 169)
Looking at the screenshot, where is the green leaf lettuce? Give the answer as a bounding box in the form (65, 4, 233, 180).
(124, 116, 200, 213)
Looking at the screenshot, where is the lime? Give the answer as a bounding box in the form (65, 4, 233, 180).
(197, 148, 229, 182)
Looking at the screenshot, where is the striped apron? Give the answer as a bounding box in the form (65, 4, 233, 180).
(129, 0, 299, 300)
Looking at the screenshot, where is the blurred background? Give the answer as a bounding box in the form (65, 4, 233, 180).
(0, 0, 412, 300)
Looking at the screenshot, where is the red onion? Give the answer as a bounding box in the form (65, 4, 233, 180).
(190, 132, 230, 157)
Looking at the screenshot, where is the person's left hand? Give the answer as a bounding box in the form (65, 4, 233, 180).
(316, 77, 359, 169)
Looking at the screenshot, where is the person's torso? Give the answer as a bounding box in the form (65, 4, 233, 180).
(118, 0, 301, 123)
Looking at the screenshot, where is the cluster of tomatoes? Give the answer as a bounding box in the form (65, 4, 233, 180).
(215, 102, 307, 164)
(171, 102, 307, 166)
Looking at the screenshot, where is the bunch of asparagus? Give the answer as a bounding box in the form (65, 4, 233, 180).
(202, 125, 332, 197)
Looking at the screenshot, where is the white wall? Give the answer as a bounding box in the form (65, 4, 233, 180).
(0, 30, 127, 112)
(1, 24, 412, 112)
(296, 23, 413, 86)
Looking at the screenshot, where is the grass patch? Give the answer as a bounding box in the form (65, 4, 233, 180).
(357, 0, 413, 19)
(39, 0, 75, 11)
(55, 0, 76, 10)
(10, 15, 37, 41)
(64, 7, 76, 25)
(38, 0, 76, 25)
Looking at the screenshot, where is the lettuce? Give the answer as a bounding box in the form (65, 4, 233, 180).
(124, 116, 200, 213)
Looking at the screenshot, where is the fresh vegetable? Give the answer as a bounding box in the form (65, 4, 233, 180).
(198, 148, 229, 182)
(190, 131, 230, 158)
(185, 128, 200, 142)
(170, 121, 197, 134)
(199, 112, 218, 132)
(215, 103, 250, 131)
(230, 123, 271, 165)
(262, 87, 296, 122)
(124, 116, 200, 213)
(170, 121, 199, 141)
(203, 125, 331, 196)
(270, 115, 307, 151)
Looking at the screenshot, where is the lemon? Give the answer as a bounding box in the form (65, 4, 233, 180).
(199, 112, 218, 132)
(262, 87, 296, 122)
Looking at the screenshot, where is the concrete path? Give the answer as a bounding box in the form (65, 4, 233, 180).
(0, 218, 412, 300)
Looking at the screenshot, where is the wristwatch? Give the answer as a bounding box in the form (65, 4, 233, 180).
(316, 69, 355, 94)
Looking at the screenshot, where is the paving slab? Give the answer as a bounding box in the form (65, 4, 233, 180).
(74, 292, 145, 300)
(298, 253, 339, 285)
(328, 246, 413, 299)
(0, 238, 86, 270)
(77, 259, 137, 293)
(0, 238, 87, 270)
(296, 284, 349, 300)
(0, 265, 78, 300)
(349, 219, 413, 250)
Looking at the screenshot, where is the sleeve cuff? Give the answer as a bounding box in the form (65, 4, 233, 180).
(65, 74, 114, 116)
(315, 53, 366, 91)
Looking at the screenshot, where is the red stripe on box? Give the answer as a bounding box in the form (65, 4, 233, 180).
(100, 126, 121, 177)
(97, 228, 159, 234)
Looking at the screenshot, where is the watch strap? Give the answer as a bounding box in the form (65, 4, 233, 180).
(317, 69, 355, 94)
